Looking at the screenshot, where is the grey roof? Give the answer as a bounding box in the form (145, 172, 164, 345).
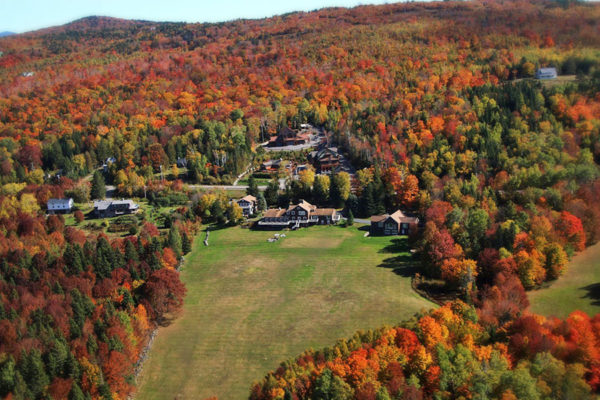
(47, 198, 73, 208)
(311, 147, 339, 160)
(94, 199, 138, 211)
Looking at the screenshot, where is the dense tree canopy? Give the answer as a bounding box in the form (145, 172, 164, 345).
(0, 0, 599, 398)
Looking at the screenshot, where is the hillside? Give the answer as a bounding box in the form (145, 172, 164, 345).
(0, 0, 599, 399)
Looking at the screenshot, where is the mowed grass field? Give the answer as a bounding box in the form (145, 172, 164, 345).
(529, 241, 600, 318)
(135, 224, 434, 400)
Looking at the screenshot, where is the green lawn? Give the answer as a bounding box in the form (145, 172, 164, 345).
(529, 242, 600, 318)
(237, 176, 272, 186)
(135, 224, 434, 400)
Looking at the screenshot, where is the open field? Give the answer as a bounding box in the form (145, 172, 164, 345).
(529, 241, 600, 318)
(135, 224, 434, 399)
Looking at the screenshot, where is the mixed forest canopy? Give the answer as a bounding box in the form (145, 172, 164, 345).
(0, 0, 600, 398)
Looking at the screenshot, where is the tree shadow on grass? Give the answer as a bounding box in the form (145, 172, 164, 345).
(205, 223, 230, 232)
(378, 238, 411, 254)
(376, 238, 418, 277)
(581, 283, 600, 307)
(377, 255, 419, 278)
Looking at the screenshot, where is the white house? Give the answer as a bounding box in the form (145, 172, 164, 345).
(47, 198, 74, 214)
(536, 67, 557, 80)
(236, 195, 257, 217)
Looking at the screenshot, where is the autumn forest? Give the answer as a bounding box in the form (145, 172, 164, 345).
(1, 0, 600, 399)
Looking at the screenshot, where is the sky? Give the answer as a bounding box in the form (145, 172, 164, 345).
(0, 0, 394, 33)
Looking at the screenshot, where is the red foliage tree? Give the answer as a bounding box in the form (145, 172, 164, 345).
(557, 211, 586, 251)
(143, 268, 186, 322)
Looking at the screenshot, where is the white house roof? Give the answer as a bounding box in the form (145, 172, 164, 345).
(47, 198, 73, 208)
(538, 67, 557, 74)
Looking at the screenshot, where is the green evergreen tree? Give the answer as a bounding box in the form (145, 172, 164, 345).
(19, 349, 49, 398)
(64, 351, 80, 380)
(313, 369, 353, 400)
(69, 382, 86, 400)
(359, 183, 376, 217)
(63, 244, 84, 275)
(0, 356, 16, 396)
(124, 239, 138, 262)
(167, 226, 183, 259)
(265, 180, 279, 206)
(247, 175, 259, 197)
(181, 232, 192, 254)
(257, 192, 267, 212)
(94, 237, 114, 279)
(45, 338, 68, 378)
(91, 171, 106, 200)
(98, 383, 114, 400)
(210, 201, 226, 225)
(347, 210, 354, 226)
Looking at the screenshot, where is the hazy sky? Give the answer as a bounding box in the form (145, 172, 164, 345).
(0, 0, 393, 33)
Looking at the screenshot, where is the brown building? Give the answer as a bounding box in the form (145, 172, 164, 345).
(309, 147, 341, 173)
(268, 126, 311, 147)
(260, 158, 283, 172)
(370, 210, 419, 236)
(258, 200, 340, 229)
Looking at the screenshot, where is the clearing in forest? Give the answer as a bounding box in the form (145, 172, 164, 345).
(135, 224, 434, 400)
(529, 241, 600, 318)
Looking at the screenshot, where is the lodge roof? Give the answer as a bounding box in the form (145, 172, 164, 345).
(371, 210, 419, 224)
(239, 195, 257, 203)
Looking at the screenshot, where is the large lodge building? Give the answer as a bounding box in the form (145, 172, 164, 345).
(258, 200, 340, 229)
(268, 126, 311, 147)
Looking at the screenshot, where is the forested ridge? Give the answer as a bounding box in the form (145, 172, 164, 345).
(1, 0, 600, 398)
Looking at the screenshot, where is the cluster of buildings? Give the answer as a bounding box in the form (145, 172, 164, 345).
(268, 126, 312, 147)
(234, 197, 339, 227)
(258, 200, 340, 228)
(234, 195, 418, 236)
(260, 146, 344, 177)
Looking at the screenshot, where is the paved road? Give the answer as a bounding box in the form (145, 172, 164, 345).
(188, 184, 267, 191)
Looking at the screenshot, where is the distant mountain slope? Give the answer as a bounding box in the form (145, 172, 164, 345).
(0, 31, 14, 37)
